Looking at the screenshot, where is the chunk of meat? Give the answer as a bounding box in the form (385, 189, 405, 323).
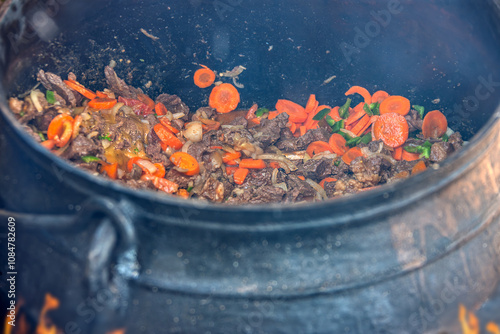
(249, 112, 289, 147)
(104, 66, 143, 99)
(156, 94, 190, 117)
(405, 108, 424, 132)
(448, 132, 463, 151)
(64, 134, 102, 160)
(350, 156, 386, 187)
(430, 142, 453, 162)
(37, 70, 77, 106)
(333, 178, 364, 196)
(226, 185, 285, 204)
(301, 158, 334, 181)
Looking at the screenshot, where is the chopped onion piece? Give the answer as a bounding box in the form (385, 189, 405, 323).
(101, 139, 111, 149)
(271, 168, 278, 185)
(80, 112, 91, 121)
(221, 124, 245, 130)
(181, 140, 193, 153)
(117, 168, 125, 179)
(274, 182, 288, 192)
(173, 112, 185, 119)
(87, 131, 99, 139)
(210, 151, 223, 169)
(283, 151, 306, 160)
(305, 178, 328, 201)
(256, 154, 298, 171)
(360, 147, 397, 165)
(184, 121, 203, 142)
(136, 159, 158, 174)
(30, 90, 45, 113)
(340, 128, 358, 138)
(312, 152, 337, 160)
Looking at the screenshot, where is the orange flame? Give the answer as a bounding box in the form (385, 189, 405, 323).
(36, 294, 59, 334)
(460, 304, 500, 334)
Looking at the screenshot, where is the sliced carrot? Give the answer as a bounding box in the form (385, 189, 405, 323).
(141, 174, 179, 194)
(177, 189, 190, 199)
(422, 110, 448, 139)
(64, 79, 97, 100)
(96, 91, 109, 98)
(225, 159, 239, 166)
(342, 147, 364, 165)
(345, 109, 366, 125)
(137, 93, 155, 111)
(245, 103, 259, 120)
(239, 158, 266, 169)
(194, 65, 216, 88)
(250, 118, 261, 125)
(101, 162, 118, 179)
(267, 110, 281, 120)
(170, 152, 200, 176)
(233, 167, 249, 185)
(358, 115, 378, 136)
(402, 150, 421, 161)
(297, 175, 306, 181)
(392, 146, 403, 161)
(88, 97, 117, 110)
(269, 161, 281, 169)
(299, 125, 307, 136)
(155, 102, 168, 116)
(372, 90, 390, 103)
(306, 141, 333, 157)
(328, 133, 348, 156)
(222, 151, 242, 163)
(305, 94, 317, 114)
(276, 99, 308, 123)
(159, 118, 180, 134)
(72, 114, 82, 140)
(379, 95, 410, 116)
(200, 118, 221, 131)
(289, 122, 298, 134)
(47, 113, 74, 147)
(372, 112, 409, 148)
(411, 160, 427, 174)
(153, 163, 166, 178)
(41, 139, 56, 150)
(304, 104, 329, 130)
(226, 166, 238, 175)
(353, 102, 365, 113)
(328, 106, 341, 122)
(154, 123, 183, 150)
(127, 157, 142, 172)
(319, 177, 337, 188)
(209, 83, 240, 113)
(345, 86, 372, 105)
(351, 114, 371, 136)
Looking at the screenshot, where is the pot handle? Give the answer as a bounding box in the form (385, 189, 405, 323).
(0, 196, 139, 329)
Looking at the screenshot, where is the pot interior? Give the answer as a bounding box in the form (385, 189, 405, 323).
(2, 0, 500, 141)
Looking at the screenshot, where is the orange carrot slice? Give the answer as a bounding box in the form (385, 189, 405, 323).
(422, 110, 448, 138)
(402, 150, 421, 161)
(351, 114, 371, 136)
(233, 167, 249, 185)
(372, 112, 409, 148)
(328, 106, 341, 122)
(101, 162, 118, 179)
(64, 79, 97, 100)
(239, 158, 266, 169)
(155, 102, 168, 116)
(154, 123, 183, 150)
(392, 146, 403, 161)
(170, 152, 200, 176)
(222, 151, 242, 163)
(411, 160, 427, 174)
(194, 65, 216, 88)
(319, 177, 337, 188)
(306, 141, 333, 157)
(47, 113, 74, 147)
(88, 97, 117, 110)
(372, 90, 390, 103)
(342, 147, 364, 165)
(209, 83, 240, 113)
(379, 95, 410, 116)
(305, 94, 318, 114)
(345, 86, 372, 105)
(276, 99, 308, 123)
(328, 133, 348, 156)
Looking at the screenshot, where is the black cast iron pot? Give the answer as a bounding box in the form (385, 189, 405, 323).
(1, 0, 500, 333)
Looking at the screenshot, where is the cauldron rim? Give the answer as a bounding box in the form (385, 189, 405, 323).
(2, 95, 499, 219)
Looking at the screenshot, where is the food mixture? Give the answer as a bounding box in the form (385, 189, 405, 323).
(7, 66, 463, 204)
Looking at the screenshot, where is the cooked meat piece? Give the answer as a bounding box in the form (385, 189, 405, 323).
(323, 180, 337, 198)
(198, 175, 226, 202)
(171, 119, 184, 130)
(104, 66, 143, 99)
(245, 168, 274, 187)
(187, 141, 210, 162)
(350, 156, 387, 187)
(23, 125, 42, 142)
(17, 99, 37, 124)
(226, 185, 285, 204)
(113, 115, 146, 143)
(229, 116, 248, 127)
(156, 94, 190, 116)
(296, 127, 331, 149)
(330, 160, 350, 178)
(448, 132, 463, 151)
(35, 108, 58, 131)
(286, 175, 317, 201)
(144, 114, 159, 127)
(8, 97, 24, 114)
(129, 164, 143, 180)
(405, 108, 424, 132)
(430, 142, 453, 162)
(165, 169, 194, 189)
(37, 70, 77, 106)
(124, 179, 156, 190)
(75, 161, 100, 173)
(195, 107, 217, 120)
(145, 130, 170, 165)
(333, 178, 364, 196)
(249, 112, 289, 147)
(217, 127, 254, 147)
(64, 134, 102, 160)
(301, 158, 334, 180)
